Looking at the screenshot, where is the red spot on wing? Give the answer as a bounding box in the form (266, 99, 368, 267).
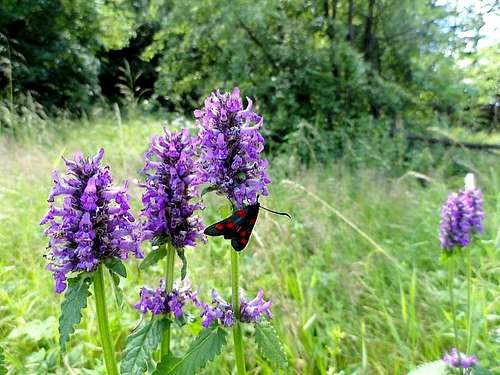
(215, 223, 224, 231)
(236, 209, 246, 218)
(240, 230, 248, 237)
(225, 220, 234, 229)
(240, 238, 248, 245)
(249, 217, 257, 225)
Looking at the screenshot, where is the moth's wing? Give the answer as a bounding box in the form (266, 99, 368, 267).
(204, 210, 248, 238)
(204, 217, 230, 236)
(230, 205, 259, 251)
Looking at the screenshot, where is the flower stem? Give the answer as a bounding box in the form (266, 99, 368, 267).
(231, 249, 246, 375)
(448, 255, 459, 350)
(94, 264, 119, 375)
(466, 247, 472, 354)
(161, 242, 176, 358)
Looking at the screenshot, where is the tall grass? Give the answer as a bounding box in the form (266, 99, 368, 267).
(0, 116, 498, 374)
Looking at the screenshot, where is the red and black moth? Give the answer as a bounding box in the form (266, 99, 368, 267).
(204, 202, 290, 251)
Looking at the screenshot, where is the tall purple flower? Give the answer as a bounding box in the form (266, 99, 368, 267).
(40, 149, 142, 293)
(196, 289, 272, 328)
(439, 173, 484, 250)
(141, 128, 204, 248)
(195, 87, 270, 207)
(443, 347, 478, 370)
(134, 279, 196, 317)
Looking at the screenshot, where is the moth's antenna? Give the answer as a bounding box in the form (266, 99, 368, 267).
(260, 206, 291, 218)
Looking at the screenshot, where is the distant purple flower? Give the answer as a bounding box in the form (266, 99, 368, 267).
(240, 289, 272, 323)
(40, 149, 142, 294)
(134, 279, 196, 317)
(196, 290, 235, 328)
(196, 289, 272, 327)
(195, 87, 270, 207)
(439, 174, 484, 250)
(141, 128, 204, 248)
(443, 347, 478, 369)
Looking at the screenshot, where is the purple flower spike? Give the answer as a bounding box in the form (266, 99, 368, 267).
(196, 288, 272, 327)
(195, 87, 270, 207)
(141, 128, 204, 248)
(439, 173, 484, 251)
(41, 149, 142, 293)
(443, 347, 478, 369)
(198, 290, 234, 328)
(134, 279, 196, 317)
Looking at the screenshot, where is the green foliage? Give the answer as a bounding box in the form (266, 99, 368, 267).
(104, 258, 127, 278)
(176, 249, 188, 280)
(121, 317, 167, 375)
(1, 117, 499, 373)
(153, 325, 228, 375)
(255, 319, 288, 369)
(59, 274, 92, 351)
(139, 245, 167, 270)
(408, 361, 448, 375)
(0, 347, 7, 374)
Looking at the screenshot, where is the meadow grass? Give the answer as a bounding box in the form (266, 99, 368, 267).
(0, 115, 499, 374)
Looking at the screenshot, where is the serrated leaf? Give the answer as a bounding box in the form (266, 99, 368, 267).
(176, 249, 187, 280)
(120, 318, 166, 375)
(0, 347, 8, 375)
(140, 246, 167, 270)
(255, 320, 287, 369)
(109, 270, 124, 309)
(104, 258, 127, 278)
(153, 325, 228, 375)
(408, 361, 448, 375)
(59, 275, 92, 351)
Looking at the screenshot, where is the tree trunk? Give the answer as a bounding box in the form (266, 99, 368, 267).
(362, 0, 381, 118)
(346, 0, 354, 42)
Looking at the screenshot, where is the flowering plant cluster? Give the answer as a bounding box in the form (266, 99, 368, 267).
(134, 279, 196, 318)
(197, 289, 272, 328)
(41, 148, 142, 293)
(439, 174, 484, 250)
(133, 283, 273, 328)
(141, 128, 204, 248)
(195, 87, 270, 207)
(443, 347, 478, 370)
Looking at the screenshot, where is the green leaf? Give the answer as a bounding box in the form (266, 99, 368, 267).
(408, 361, 448, 375)
(200, 186, 217, 197)
(120, 318, 166, 375)
(471, 366, 493, 375)
(140, 246, 167, 270)
(255, 320, 287, 369)
(176, 249, 187, 280)
(153, 325, 228, 375)
(0, 346, 8, 375)
(104, 257, 127, 278)
(59, 274, 92, 351)
(109, 270, 124, 309)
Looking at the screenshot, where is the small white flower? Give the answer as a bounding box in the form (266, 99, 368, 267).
(464, 173, 475, 191)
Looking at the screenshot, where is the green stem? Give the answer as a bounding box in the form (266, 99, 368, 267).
(466, 247, 472, 354)
(448, 256, 459, 350)
(94, 264, 119, 375)
(231, 249, 246, 375)
(161, 242, 176, 358)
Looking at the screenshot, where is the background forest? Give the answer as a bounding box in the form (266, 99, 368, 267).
(0, 0, 499, 374)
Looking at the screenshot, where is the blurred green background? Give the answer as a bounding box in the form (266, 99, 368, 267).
(0, 0, 499, 374)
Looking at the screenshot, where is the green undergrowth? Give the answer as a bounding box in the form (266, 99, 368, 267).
(0, 116, 498, 374)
